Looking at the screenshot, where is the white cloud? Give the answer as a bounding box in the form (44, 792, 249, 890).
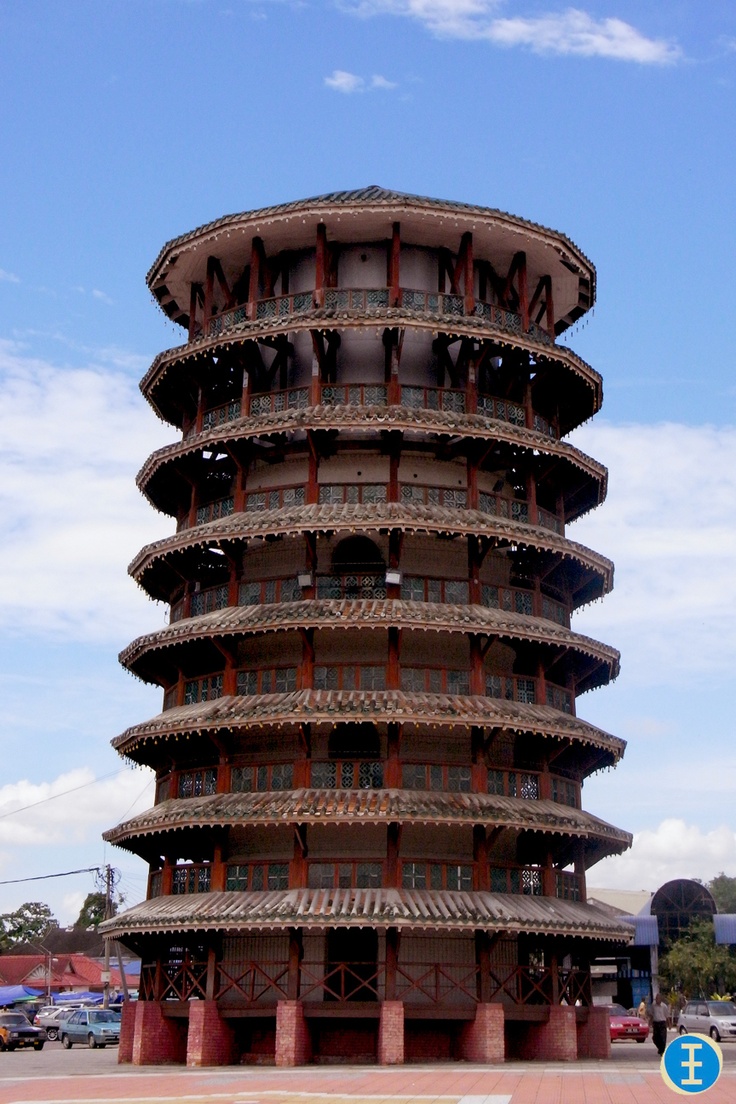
(325, 69, 366, 93)
(487, 10, 681, 63)
(570, 422, 736, 685)
(341, 1, 681, 63)
(92, 288, 114, 305)
(0, 767, 154, 850)
(589, 819, 736, 892)
(0, 269, 20, 284)
(371, 73, 398, 89)
(325, 69, 398, 92)
(0, 339, 170, 642)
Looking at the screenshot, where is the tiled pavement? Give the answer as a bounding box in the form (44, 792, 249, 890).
(2, 1059, 735, 1104)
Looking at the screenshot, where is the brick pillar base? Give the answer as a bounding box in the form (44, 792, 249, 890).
(378, 1001, 404, 1064)
(576, 1006, 611, 1059)
(275, 1000, 311, 1066)
(518, 1006, 577, 1061)
(131, 1000, 188, 1065)
(459, 1003, 505, 1063)
(117, 999, 136, 1064)
(187, 1000, 239, 1066)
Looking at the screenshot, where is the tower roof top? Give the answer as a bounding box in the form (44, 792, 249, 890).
(146, 186, 596, 324)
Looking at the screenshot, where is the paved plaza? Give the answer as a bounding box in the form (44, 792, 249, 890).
(0, 1039, 734, 1104)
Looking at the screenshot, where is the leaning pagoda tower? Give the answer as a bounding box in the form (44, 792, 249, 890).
(102, 187, 632, 1067)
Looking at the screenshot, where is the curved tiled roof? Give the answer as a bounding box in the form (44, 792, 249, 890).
(104, 789, 632, 855)
(136, 404, 608, 516)
(112, 689, 626, 764)
(129, 502, 614, 593)
(100, 886, 631, 942)
(119, 598, 620, 685)
(146, 185, 595, 292)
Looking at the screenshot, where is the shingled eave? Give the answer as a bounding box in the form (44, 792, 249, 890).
(119, 597, 620, 685)
(100, 887, 631, 942)
(111, 689, 626, 766)
(128, 502, 614, 595)
(104, 789, 632, 856)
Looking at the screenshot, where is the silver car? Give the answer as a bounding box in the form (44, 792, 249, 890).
(678, 1000, 736, 1041)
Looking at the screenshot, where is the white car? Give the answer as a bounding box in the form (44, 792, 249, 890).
(678, 1000, 736, 1042)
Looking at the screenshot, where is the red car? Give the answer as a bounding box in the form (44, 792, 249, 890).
(608, 1004, 650, 1043)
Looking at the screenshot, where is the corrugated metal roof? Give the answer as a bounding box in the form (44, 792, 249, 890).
(103, 789, 632, 852)
(714, 915, 736, 944)
(128, 501, 614, 589)
(112, 689, 625, 762)
(100, 887, 632, 942)
(119, 597, 620, 679)
(620, 915, 659, 945)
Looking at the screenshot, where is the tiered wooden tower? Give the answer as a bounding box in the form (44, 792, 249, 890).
(103, 187, 632, 1067)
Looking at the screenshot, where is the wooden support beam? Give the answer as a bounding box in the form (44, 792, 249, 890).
(387, 627, 401, 690)
(299, 627, 315, 689)
(385, 926, 399, 1001)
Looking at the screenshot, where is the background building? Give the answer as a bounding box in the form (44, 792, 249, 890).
(102, 187, 632, 1066)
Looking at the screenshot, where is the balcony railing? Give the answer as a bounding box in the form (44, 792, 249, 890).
(163, 665, 572, 713)
(155, 760, 580, 807)
(141, 958, 591, 1008)
(399, 483, 467, 508)
(183, 379, 559, 442)
(205, 287, 554, 347)
(318, 483, 387, 506)
(170, 575, 568, 625)
(245, 484, 305, 512)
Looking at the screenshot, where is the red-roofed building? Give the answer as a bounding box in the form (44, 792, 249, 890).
(0, 953, 129, 994)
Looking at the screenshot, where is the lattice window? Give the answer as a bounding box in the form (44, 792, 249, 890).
(184, 675, 223, 705)
(177, 769, 217, 798)
(445, 580, 469, 603)
(481, 584, 500, 608)
(447, 766, 472, 793)
(515, 678, 536, 704)
(401, 863, 427, 889)
(231, 766, 254, 792)
(172, 865, 211, 895)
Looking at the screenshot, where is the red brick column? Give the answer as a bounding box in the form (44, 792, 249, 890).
(576, 1006, 611, 1059)
(519, 1006, 577, 1061)
(187, 1000, 239, 1066)
(275, 1000, 311, 1066)
(117, 999, 136, 1064)
(131, 1001, 188, 1065)
(459, 1003, 505, 1062)
(378, 1001, 404, 1065)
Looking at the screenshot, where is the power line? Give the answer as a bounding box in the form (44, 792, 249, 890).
(0, 866, 100, 887)
(0, 767, 130, 821)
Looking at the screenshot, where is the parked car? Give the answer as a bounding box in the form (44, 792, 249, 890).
(608, 1004, 649, 1043)
(36, 1007, 76, 1041)
(0, 1013, 47, 1051)
(677, 1000, 736, 1041)
(60, 1008, 121, 1049)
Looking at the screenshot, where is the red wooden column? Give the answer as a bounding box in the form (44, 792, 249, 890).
(247, 237, 264, 320)
(467, 536, 482, 605)
(287, 927, 304, 1000)
(299, 627, 315, 690)
(462, 232, 474, 315)
(386, 823, 401, 887)
(545, 276, 555, 342)
(290, 827, 308, 889)
(517, 251, 529, 333)
(574, 841, 587, 904)
(385, 722, 401, 787)
(306, 432, 319, 505)
(241, 366, 251, 417)
(388, 222, 401, 306)
(471, 726, 487, 793)
(387, 628, 401, 690)
(315, 224, 327, 307)
(188, 283, 201, 342)
(210, 843, 226, 892)
(473, 825, 490, 891)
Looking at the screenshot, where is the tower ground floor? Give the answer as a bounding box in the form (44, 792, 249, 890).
(119, 997, 611, 1067)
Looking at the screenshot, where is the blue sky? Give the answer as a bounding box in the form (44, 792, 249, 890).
(0, 0, 735, 923)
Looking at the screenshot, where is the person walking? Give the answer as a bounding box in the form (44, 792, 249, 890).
(650, 990, 668, 1056)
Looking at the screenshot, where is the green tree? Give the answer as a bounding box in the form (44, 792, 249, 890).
(707, 873, 736, 915)
(660, 918, 736, 997)
(0, 902, 58, 950)
(75, 892, 117, 928)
